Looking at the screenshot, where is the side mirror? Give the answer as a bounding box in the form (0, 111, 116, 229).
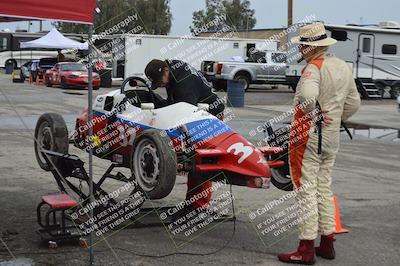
(197, 103, 210, 111)
(141, 103, 155, 110)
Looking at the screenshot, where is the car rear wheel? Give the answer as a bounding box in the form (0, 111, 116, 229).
(34, 113, 69, 171)
(131, 129, 177, 199)
(234, 74, 250, 91)
(390, 85, 400, 99)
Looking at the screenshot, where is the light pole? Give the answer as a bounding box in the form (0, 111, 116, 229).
(288, 0, 293, 27)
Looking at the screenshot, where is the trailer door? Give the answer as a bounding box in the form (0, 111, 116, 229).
(357, 34, 375, 79)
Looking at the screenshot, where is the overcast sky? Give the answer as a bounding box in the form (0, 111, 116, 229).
(1, 0, 399, 35)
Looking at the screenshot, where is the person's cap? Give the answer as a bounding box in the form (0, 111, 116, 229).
(291, 23, 337, 47)
(145, 59, 166, 90)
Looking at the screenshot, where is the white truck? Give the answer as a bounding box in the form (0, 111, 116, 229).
(201, 50, 288, 91)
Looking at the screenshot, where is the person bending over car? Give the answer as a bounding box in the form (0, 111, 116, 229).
(145, 59, 225, 212)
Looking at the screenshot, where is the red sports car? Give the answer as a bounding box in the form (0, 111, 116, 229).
(45, 62, 101, 90)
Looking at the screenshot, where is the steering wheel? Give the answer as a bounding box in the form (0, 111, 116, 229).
(120, 76, 156, 104)
(120, 76, 151, 94)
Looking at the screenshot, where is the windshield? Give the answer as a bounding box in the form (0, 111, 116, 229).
(60, 63, 87, 72)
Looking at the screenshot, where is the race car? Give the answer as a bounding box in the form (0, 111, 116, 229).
(34, 77, 292, 200)
(45, 62, 101, 90)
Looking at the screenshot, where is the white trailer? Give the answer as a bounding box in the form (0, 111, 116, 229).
(123, 34, 279, 78)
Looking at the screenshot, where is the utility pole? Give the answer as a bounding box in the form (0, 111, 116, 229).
(288, 0, 293, 27)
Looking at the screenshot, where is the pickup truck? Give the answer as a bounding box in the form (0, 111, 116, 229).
(201, 50, 289, 91)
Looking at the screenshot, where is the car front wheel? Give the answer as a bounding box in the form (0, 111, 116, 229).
(61, 77, 68, 89)
(45, 76, 52, 87)
(131, 129, 177, 199)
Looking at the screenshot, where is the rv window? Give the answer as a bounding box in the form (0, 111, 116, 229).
(0, 38, 7, 51)
(331, 30, 347, 41)
(362, 38, 371, 53)
(382, 44, 397, 55)
(233, 42, 239, 48)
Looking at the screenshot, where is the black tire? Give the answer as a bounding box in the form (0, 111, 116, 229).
(270, 153, 293, 191)
(375, 83, 386, 98)
(61, 77, 67, 89)
(234, 74, 250, 91)
(45, 76, 52, 87)
(131, 129, 177, 199)
(269, 126, 293, 191)
(5, 59, 17, 69)
(93, 87, 100, 90)
(390, 85, 400, 99)
(34, 113, 69, 171)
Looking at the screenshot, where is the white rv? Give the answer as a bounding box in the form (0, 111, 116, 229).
(121, 34, 278, 79)
(287, 22, 400, 99)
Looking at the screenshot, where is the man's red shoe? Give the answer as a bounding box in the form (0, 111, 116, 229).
(278, 240, 316, 265)
(315, 234, 336, 259)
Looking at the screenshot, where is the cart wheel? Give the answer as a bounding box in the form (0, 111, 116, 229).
(79, 238, 88, 248)
(131, 129, 177, 199)
(34, 113, 69, 171)
(48, 241, 58, 250)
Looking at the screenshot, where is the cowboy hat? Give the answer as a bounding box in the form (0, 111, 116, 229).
(291, 23, 337, 46)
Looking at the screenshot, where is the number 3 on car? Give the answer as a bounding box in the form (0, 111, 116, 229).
(227, 142, 253, 164)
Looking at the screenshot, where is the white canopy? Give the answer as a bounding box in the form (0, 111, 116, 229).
(20, 28, 88, 50)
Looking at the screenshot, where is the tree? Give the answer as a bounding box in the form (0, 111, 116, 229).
(190, 0, 224, 33)
(190, 0, 256, 34)
(223, 0, 256, 31)
(131, 0, 172, 35)
(58, 0, 172, 35)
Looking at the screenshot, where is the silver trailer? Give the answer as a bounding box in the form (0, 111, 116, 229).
(287, 22, 400, 99)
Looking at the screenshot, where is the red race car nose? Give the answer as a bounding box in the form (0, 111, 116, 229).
(195, 132, 271, 178)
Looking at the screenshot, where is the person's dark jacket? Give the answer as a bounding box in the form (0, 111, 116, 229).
(164, 60, 224, 117)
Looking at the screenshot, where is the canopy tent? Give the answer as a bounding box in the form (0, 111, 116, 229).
(20, 28, 88, 50)
(0, 1, 97, 263)
(0, 0, 95, 24)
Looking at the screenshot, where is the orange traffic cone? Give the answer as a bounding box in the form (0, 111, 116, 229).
(29, 74, 33, 84)
(334, 196, 349, 234)
(36, 74, 40, 85)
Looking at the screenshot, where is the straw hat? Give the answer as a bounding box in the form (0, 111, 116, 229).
(291, 23, 337, 46)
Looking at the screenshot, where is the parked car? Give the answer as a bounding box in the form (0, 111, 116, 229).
(30, 58, 58, 81)
(20, 60, 33, 79)
(45, 62, 101, 89)
(202, 50, 288, 91)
